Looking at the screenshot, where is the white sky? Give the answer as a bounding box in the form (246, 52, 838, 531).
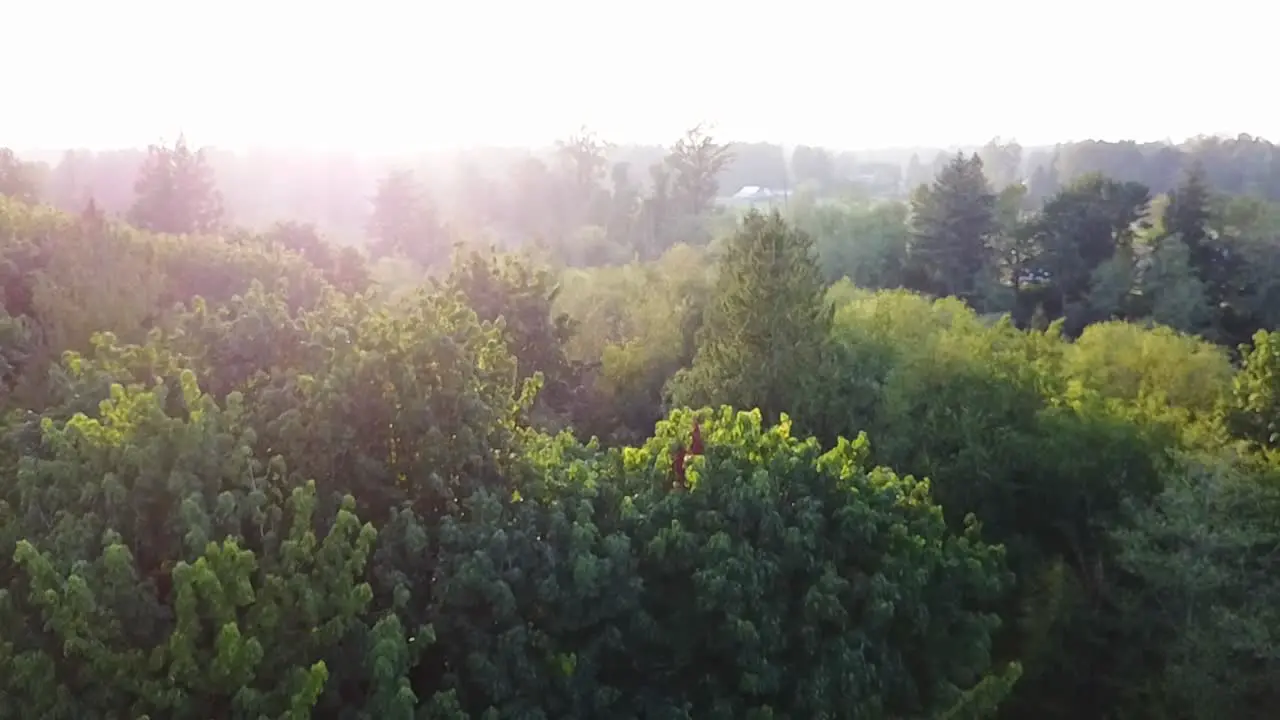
(2, 0, 1271, 152)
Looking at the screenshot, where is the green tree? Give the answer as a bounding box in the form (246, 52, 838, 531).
(1163, 162, 1214, 267)
(1162, 162, 1233, 332)
(668, 210, 830, 425)
(1115, 453, 1280, 719)
(1137, 237, 1214, 334)
(127, 135, 225, 235)
(440, 247, 580, 422)
(904, 153, 996, 303)
(1229, 329, 1280, 452)
(1025, 173, 1150, 332)
(792, 198, 909, 288)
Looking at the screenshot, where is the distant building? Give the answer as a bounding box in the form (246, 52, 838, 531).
(727, 185, 792, 208)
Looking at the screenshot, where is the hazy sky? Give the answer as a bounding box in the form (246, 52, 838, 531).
(3, 0, 1271, 152)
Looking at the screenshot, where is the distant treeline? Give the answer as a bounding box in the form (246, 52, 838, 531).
(5, 132, 1279, 240)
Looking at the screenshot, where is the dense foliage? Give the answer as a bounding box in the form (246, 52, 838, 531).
(4, 130, 1280, 718)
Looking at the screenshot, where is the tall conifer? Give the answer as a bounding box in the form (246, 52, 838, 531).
(668, 209, 830, 423)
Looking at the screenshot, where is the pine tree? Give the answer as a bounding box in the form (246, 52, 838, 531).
(1163, 162, 1226, 290)
(128, 134, 224, 235)
(904, 152, 996, 303)
(667, 210, 830, 424)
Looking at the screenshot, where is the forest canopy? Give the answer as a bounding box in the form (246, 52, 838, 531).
(3, 129, 1280, 719)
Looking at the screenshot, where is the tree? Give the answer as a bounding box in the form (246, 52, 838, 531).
(987, 183, 1035, 311)
(440, 247, 579, 414)
(665, 124, 734, 218)
(635, 163, 677, 260)
(791, 145, 836, 190)
(978, 137, 1024, 190)
(556, 126, 611, 194)
(367, 169, 445, 266)
(904, 152, 931, 192)
(263, 221, 370, 295)
(0, 148, 41, 204)
(1026, 173, 1150, 331)
(128, 135, 224, 235)
(667, 210, 830, 425)
(1115, 453, 1280, 720)
(555, 127, 613, 229)
(904, 152, 997, 303)
(1137, 237, 1213, 334)
(1229, 329, 1280, 452)
(1163, 163, 1213, 256)
(606, 162, 641, 251)
(1163, 161, 1233, 316)
(792, 198, 909, 288)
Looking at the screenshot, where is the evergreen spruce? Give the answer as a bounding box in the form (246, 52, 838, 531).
(668, 209, 831, 423)
(905, 152, 997, 302)
(1163, 161, 1228, 297)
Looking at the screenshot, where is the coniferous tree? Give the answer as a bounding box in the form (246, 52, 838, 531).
(904, 152, 996, 303)
(667, 210, 830, 424)
(1164, 163, 1213, 260)
(128, 135, 224, 235)
(1163, 162, 1231, 305)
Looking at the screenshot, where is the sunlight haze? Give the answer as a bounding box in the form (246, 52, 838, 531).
(4, 0, 1271, 151)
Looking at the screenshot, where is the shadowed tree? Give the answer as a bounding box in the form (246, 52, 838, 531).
(904, 152, 997, 304)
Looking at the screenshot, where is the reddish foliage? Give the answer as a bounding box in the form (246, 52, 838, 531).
(672, 421, 704, 490)
(673, 448, 687, 488)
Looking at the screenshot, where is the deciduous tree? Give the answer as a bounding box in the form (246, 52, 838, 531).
(128, 135, 224, 235)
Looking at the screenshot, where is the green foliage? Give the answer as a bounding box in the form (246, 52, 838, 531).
(1065, 321, 1232, 423)
(441, 247, 576, 388)
(1162, 163, 1220, 286)
(1137, 237, 1213, 335)
(1230, 329, 1280, 452)
(1115, 452, 1280, 719)
(905, 153, 996, 303)
(813, 289, 1188, 719)
(669, 210, 831, 425)
(0, 375, 378, 718)
(1023, 174, 1151, 332)
(556, 245, 712, 443)
(791, 198, 909, 287)
(8, 136, 1280, 720)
